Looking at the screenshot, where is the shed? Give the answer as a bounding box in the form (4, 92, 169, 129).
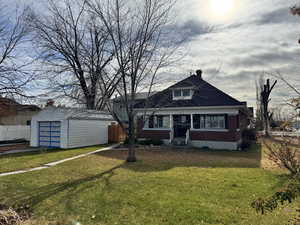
(30, 107, 114, 149)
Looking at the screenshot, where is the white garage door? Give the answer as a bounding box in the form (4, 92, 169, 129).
(38, 121, 61, 148)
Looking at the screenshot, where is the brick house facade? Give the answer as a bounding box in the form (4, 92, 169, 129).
(134, 70, 251, 150)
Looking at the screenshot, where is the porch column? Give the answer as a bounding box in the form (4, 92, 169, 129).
(190, 114, 193, 129)
(169, 114, 174, 143)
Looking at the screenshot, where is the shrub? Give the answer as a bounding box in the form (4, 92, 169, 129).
(138, 139, 163, 146)
(239, 128, 257, 150)
(264, 139, 300, 175)
(123, 137, 137, 145)
(251, 179, 300, 214)
(240, 139, 251, 150)
(242, 128, 257, 141)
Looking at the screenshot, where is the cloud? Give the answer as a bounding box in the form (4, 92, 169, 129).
(167, 19, 213, 44)
(255, 7, 299, 25)
(230, 47, 300, 68)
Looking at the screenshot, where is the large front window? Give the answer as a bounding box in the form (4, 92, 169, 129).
(144, 115, 170, 129)
(193, 114, 227, 129)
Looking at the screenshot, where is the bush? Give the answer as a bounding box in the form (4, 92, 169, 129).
(123, 137, 137, 145)
(138, 139, 163, 146)
(264, 139, 300, 175)
(239, 128, 257, 150)
(240, 139, 251, 150)
(242, 128, 257, 141)
(251, 179, 300, 214)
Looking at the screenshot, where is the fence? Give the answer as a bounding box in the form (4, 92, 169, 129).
(108, 123, 126, 143)
(0, 125, 30, 141)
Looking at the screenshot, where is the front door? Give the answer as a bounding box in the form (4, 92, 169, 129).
(173, 115, 191, 138)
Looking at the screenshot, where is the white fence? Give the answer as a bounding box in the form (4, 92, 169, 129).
(0, 126, 30, 141)
(270, 131, 300, 138)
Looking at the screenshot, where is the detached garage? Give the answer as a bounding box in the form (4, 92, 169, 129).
(30, 107, 114, 149)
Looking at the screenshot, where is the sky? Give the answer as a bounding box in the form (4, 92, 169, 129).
(5, 0, 300, 112)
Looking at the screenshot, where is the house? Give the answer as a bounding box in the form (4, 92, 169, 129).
(134, 70, 250, 150)
(0, 97, 40, 125)
(30, 107, 115, 149)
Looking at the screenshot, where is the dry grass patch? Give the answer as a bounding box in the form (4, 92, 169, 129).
(97, 145, 262, 169)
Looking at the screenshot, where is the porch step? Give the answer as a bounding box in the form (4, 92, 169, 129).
(172, 138, 186, 146)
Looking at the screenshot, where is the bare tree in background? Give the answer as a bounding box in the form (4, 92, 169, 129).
(261, 79, 277, 137)
(27, 0, 119, 110)
(0, 4, 32, 97)
(255, 75, 265, 131)
(88, 0, 181, 162)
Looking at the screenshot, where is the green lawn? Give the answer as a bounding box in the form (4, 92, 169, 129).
(0, 145, 106, 173)
(0, 145, 298, 225)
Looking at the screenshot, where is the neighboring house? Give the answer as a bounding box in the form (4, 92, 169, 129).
(134, 70, 251, 150)
(113, 92, 156, 123)
(30, 107, 115, 149)
(0, 97, 40, 125)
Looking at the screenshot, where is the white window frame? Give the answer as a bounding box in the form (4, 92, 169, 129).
(172, 88, 193, 100)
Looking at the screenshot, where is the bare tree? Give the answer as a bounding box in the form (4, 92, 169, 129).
(255, 75, 264, 131)
(27, 0, 119, 110)
(0, 4, 32, 97)
(260, 78, 277, 137)
(88, 0, 181, 162)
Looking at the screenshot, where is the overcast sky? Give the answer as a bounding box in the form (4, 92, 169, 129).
(6, 0, 300, 110)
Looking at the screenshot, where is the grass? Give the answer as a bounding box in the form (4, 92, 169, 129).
(0, 145, 106, 173)
(0, 144, 298, 225)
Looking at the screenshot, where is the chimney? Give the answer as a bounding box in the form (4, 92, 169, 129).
(196, 69, 202, 79)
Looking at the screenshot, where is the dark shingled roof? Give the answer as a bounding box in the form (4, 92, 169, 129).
(134, 75, 244, 109)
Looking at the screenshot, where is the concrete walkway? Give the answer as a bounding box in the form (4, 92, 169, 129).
(0, 144, 120, 177)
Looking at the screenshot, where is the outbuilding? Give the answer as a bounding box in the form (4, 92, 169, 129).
(30, 107, 114, 149)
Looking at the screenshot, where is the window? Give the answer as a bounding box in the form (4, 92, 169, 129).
(193, 115, 205, 129)
(145, 115, 170, 129)
(182, 89, 190, 97)
(193, 114, 227, 129)
(26, 120, 31, 126)
(172, 89, 193, 100)
(174, 90, 181, 97)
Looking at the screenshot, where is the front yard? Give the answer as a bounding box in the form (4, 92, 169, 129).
(0, 145, 106, 173)
(0, 144, 298, 225)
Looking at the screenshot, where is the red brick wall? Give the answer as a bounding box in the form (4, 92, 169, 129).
(190, 130, 240, 142)
(138, 130, 170, 140)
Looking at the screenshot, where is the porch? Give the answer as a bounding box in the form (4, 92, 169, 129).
(139, 112, 239, 148)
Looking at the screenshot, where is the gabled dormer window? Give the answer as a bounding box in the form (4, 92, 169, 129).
(172, 88, 193, 100)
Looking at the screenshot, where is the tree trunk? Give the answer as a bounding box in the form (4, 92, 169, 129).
(264, 117, 270, 137)
(126, 114, 137, 162)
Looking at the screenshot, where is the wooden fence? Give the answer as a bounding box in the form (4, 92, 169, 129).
(108, 123, 127, 143)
